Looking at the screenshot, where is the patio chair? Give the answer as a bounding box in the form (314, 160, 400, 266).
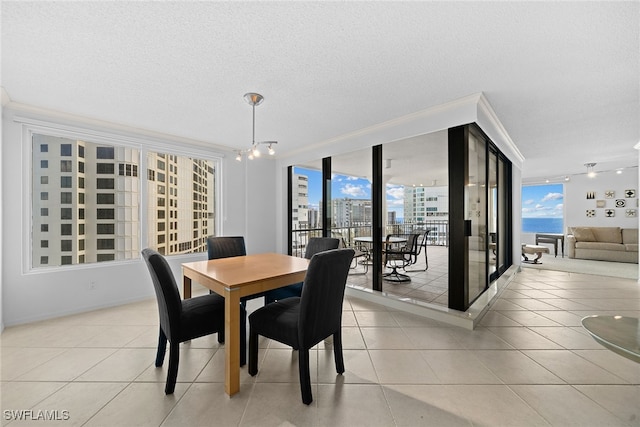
(405, 230, 429, 272)
(383, 233, 421, 282)
(341, 237, 369, 274)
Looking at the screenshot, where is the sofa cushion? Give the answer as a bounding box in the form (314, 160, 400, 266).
(575, 241, 626, 251)
(622, 228, 638, 244)
(625, 243, 638, 252)
(591, 227, 622, 244)
(572, 227, 596, 242)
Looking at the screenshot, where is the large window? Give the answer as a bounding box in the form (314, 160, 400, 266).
(31, 132, 219, 269)
(521, 184, 564, 233)
(146, 152, 216, 256)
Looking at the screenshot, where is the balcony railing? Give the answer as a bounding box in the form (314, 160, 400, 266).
(291, 220, 449, 257)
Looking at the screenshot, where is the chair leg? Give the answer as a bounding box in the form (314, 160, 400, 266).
(217, 328, 225, 344)
(165, 341, 179, 394)
(240, 304, 247, 367)
(424, 246, 428, 270)
(298, 348, 313, 405)
(405, 249, 429, 272)
(155, 328, 167, 367)
(333, 331, 345, 374)
(248, 329, 259, 376)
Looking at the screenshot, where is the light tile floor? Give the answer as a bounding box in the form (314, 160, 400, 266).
(348, 245, 450, 307)
(1, 267, 639, 426)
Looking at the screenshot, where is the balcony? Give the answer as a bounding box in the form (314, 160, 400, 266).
(292, 221, 450, 308)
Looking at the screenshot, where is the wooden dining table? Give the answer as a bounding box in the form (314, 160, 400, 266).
(182, 252, 309, 396)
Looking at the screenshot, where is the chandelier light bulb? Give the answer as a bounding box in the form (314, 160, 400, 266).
(584, 162, 597, 178)
(242, 92, 278, 160)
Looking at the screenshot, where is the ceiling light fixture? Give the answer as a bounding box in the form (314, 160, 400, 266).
(235, 92, 278, 162)
(585, 162, 597, 178)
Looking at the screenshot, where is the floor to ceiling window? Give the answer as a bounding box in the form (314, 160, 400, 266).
(289, 163, 323, 257)
(288, 124, 511, 313)
(329, 147, 373, 253)
(521, 183, 564, 234)
(466, 128, 488, 304)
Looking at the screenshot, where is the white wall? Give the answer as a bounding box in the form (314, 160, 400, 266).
(521, 169, 639, 246)
(0, 96, 6, 331)
(565, 170, 638, 229)
(1, 106, 278, 326)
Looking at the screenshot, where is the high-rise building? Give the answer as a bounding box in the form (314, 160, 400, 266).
(32, 134, 215, 267)
(332, 198, 371, 227)
(146, 153, 214, 256)
(32, 135, 140, 267)
(403, 185, 449, 223)
(292, 173, 309, 231)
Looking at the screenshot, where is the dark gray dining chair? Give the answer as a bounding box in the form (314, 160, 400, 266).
(142, 248, 225, 394)
(206, 236, 248, 366)
(263, 237, 340, 304)
(206, 235, 246, 261)
(248, 248, 355, 404)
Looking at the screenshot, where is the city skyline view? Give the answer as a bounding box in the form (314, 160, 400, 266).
(295, 166, 406, 220)
(31, 133, 216, 268)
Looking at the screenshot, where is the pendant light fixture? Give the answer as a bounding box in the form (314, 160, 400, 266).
(235, 92, 277, 161)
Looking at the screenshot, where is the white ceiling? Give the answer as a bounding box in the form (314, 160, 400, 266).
(2, 1, 638, 181)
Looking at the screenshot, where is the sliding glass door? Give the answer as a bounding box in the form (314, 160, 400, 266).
(289, 124, 511, 312)
(467, 129, 488, 304)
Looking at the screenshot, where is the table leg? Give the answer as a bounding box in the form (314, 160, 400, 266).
(224, 288, 241, 396)
(183, 276, 192, 299)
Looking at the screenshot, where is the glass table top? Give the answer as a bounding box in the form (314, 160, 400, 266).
(581, 315, 640, 364)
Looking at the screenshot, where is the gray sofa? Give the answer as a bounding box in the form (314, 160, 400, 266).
(566, 226, 638, 263)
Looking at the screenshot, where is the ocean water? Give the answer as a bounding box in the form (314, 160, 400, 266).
(522, 217, 563, 233)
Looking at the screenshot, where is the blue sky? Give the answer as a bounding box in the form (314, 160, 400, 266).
(295, 167, 405, 218)
(522, 183, 564, 218)
(298, 168, 564, 220)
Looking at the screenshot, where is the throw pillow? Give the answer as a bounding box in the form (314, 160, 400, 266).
(592, 227, 622, 244)
(573, 227, 596, 242)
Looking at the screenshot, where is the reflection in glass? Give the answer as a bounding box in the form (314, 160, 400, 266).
(489, 150, 498, 276)
(467, 131, 487, 303)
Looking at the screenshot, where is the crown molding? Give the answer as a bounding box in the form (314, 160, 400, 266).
(280, 93, 481, 165)
(279, 92, 525, 171)
(4, 97, 232, 157)
(1, 86, 10, 106)
(476, 93, 525, 168)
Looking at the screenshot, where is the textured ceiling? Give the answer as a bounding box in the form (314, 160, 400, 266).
(2, 1, 638, 180)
